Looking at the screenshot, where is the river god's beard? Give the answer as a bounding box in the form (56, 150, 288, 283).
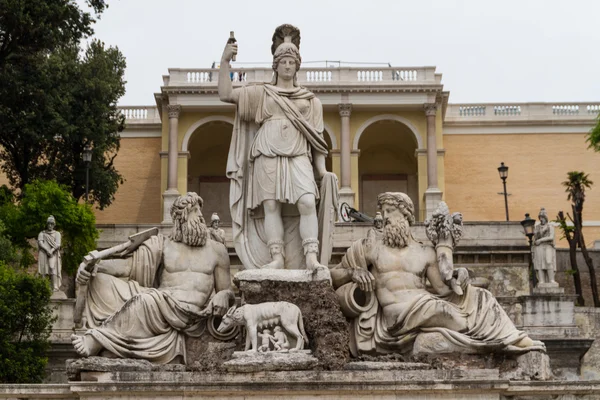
(383, 218, 411, 248)
(178, 214, 208, 247)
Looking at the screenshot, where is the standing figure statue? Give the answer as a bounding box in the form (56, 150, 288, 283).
(209, 212, 226, 244)
(532, 207, 558, 287)
(37, 216, 62, 292)
(218, 24, 338, 270)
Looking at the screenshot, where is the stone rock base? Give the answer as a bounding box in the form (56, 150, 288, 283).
(66, 356, 186, 381)
(235, 269, 350, 370)
(223, 349, 318, 372)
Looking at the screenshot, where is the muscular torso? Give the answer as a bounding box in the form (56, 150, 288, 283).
(159, 239, 220, 308)
(372, 242, 437, 308)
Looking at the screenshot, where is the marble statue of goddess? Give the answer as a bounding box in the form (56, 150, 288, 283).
(218, 24, 338, 270)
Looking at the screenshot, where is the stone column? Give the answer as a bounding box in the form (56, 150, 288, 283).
(163, 104, 182, 224)
(424, 104, 442, 219)
(338, 103, 355, 210)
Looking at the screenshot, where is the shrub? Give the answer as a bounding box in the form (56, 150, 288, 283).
(0, 261, 54, 383)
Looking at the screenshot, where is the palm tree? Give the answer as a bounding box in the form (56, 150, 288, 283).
(563, 171, 593, 216)
(562, 171, 599, 307)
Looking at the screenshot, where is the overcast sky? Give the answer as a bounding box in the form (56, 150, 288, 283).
(83, 0, 600, 106)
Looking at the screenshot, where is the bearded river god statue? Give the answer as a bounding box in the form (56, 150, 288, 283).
(331, 192, 546, 356)
(219, 24, 338, 270)
(71, 193, 235, 364)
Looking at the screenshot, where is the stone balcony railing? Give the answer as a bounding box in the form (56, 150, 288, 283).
(163, 66, 442, 86)
(119, 106, 161, 125)
(446, 103, 600, 122)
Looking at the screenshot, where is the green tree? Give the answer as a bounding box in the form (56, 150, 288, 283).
(0, 0, 127, 209)
(0, 180, 98, 274)
(558, 171, 598, 307)
(556, 211, 584, 305)
(0, 0, 107, 67)
(0, 261, 54, 383)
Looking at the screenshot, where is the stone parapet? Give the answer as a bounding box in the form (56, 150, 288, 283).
(6, 371, 600, 399)
(96, 222, 532, 250)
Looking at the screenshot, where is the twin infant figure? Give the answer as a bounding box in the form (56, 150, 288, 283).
(258, 326, 290, 352)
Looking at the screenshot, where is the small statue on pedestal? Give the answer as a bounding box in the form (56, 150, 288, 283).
(37, 216, 63, 294)
(532, 207, 558, 288)
(209, 213, 226, 244)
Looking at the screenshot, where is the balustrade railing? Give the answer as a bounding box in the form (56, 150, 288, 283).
(119, 106, 160, 123)
(166, 66, 438, 86)
(448, 103, 600, 121)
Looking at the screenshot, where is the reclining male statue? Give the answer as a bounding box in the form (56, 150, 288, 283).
(331, 192, 545, 356)
(71, 192, 234, 364)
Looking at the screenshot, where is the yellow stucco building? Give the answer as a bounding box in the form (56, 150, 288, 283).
(87, 66, 599, 245)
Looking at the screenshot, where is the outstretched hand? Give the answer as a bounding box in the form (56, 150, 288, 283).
(75, 262, 97, 285)
(201, 290, 232, 317)
(351, 268, 376, 292)
(454, 267, 470, 290)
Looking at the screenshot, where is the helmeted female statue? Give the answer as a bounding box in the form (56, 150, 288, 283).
(218, 24, 337, 270)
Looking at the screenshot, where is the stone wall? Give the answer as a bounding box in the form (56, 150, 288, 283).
(94, 137, 162, 224)
(557, 248, 600, 306)
(444, 133, 600, 243)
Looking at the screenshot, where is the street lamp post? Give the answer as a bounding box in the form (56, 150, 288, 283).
(520, 213, 537, 289)
(83, 145, 92, 203)
(497, 162, 509, 221)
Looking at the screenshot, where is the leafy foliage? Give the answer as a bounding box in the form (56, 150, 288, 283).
(558, 171, 599, 307)
(0, 0, 107, 67)
(0, 0, 126, 209)
(0, 180, 98, 274)
(586, 111, 600, 152)
(0, 261, 54, 383)
(562, 171, 593, 213)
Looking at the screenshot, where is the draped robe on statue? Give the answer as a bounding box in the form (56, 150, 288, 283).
(83, 235, 207, 364)
(227, 84, 338, 269)
(336, 237, 545, 356)
(37, 230, 61, 280)
(532, 223, 555, 273)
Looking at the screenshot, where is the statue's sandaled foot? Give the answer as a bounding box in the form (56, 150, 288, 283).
(71, 334, 102, 357)
(262, 242, 285, 269)
(305, 253, 327, 271)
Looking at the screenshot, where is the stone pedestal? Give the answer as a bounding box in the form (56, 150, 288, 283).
(223, 349, 318, 372)
(234, 268, 349, 370)
(338, 187, 355, 209)
(161, 189, 179, 224)
(51, 290, 67, 300)
(424, 188, 443, 219)
(521, 292, 593, 378)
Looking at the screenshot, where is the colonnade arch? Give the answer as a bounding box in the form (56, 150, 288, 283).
(186, 120, 233, 222)
(356, 117, 421, 220)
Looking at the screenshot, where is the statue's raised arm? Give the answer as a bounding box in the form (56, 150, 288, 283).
(218, 38, 238, 104)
